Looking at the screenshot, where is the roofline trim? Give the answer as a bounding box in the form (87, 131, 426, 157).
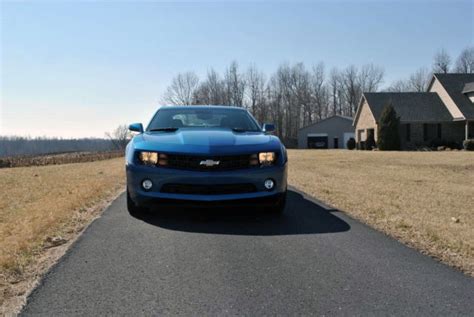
(427, 74, 437, 92)
(298, 115, 353, 131)
(353, 94, 376, 127)
(160, 104, 247, 109)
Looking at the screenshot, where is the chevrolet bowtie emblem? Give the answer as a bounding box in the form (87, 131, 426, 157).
(199, 159, 220, 167)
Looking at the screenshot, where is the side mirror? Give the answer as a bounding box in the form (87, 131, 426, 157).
(129, 123, 144, 133)
(262, 123, 275, 133)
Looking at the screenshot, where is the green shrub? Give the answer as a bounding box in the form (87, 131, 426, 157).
(463, 139, 474, 151)
(347, 138, 356, 150)
(430, 139, 461, 150)
(378, 103, 400, 151)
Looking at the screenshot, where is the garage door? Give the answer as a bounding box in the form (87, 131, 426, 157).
(307, 136, 328, 149)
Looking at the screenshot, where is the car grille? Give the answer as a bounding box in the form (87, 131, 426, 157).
(160, 183, 257, 195)
(164, 154, 255, 171)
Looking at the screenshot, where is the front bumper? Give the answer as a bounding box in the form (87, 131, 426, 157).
(126, 163, 287, 206)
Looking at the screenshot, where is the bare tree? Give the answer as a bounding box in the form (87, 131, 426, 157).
(310, 62, 327, 122)
(358, 64, 384, 92)
(192, 69, 227, 105)
(433, 48, 451, 73)
(276, 63, 293, 138)
(337, 64, 384, 117)
(329, 68, 343, 116)
(105, 125, 131, 150)
(207, 69, 226, 104)
(289, 63, 311, 135)
(386, 79, 413, 92)
(342, 65, 360, 116)
(454, 47, 474, 73)
(193, 82, 211, 105)
(409, 67, 432, 92)
(267, 66, 289, 138)
(224, 61, 246, 106)
(246, 65, 266, 122)
(162, 71, 199, 105)
(387, 67, 431, 92)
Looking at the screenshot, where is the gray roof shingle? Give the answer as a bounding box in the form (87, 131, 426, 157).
(363, 92, 453, 123)
(298, 115, 353, 131)
(434, 73, 474, 120)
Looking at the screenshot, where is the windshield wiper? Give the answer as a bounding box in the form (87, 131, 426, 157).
(149, 127, 179, 132)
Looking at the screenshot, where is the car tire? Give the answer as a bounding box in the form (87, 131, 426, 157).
(127, 189, 147, 216)
(274, 190, 287, 214)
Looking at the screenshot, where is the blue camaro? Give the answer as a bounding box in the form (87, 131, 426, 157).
(125, 105, 288, 214)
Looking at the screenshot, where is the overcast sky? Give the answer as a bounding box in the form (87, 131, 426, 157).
(1, 0, 473, 138)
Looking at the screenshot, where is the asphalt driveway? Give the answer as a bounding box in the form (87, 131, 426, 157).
(21, 190, 473, 316)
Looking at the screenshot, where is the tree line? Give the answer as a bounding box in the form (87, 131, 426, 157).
(162, 47, 474, 140)
(0, 136, 115, 157)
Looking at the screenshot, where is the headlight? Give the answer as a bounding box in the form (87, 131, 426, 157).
(258, 152, 276, 166)
(137, 151, 169, 167)
(138, 151, 158, 165)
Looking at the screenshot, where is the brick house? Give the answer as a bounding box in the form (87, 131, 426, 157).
(353, 73, 474, 149)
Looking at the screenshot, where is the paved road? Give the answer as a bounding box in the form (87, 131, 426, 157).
(22, 190, 473, 316)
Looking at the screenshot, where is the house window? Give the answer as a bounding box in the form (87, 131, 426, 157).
(406, 124, 411, 142)
(437, 123, 442, 139)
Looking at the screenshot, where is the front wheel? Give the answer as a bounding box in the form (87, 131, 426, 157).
(127, 189, 147, 216)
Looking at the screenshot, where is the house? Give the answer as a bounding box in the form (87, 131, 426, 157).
(353, 73, 474, 149)
(297, 115, 355, 149)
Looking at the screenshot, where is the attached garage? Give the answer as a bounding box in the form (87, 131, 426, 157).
(297, 115, 355, 149)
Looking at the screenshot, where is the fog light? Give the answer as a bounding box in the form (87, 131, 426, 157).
(264, 179, 275, 190)
(142, 179, 153, 191)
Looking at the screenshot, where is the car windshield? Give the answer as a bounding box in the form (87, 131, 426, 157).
(147, 107, 261, 132)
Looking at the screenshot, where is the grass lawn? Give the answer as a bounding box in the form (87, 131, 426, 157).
(288, 149, 474, 276)
(0, 158, 125, 313)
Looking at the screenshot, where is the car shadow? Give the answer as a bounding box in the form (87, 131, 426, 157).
(131, 190, 350, 236)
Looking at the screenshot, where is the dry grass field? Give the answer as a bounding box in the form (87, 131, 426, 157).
(0, 150, 123, 168)
(0, 158, 125, 313)
(288, 150, 474, 276)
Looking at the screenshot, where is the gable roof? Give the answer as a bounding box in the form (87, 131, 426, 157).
(360, 92, 453, 123)
(432, 73, 474, 120)
(298, 115, 353, 131)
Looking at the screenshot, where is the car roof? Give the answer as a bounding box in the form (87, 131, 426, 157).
(159, 105, 247, 111)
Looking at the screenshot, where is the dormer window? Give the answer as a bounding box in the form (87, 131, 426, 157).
(466, 92, 474, 103)
(461, 82, 474, 103)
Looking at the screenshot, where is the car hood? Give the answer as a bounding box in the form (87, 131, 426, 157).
(132, 129, 282, 155)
